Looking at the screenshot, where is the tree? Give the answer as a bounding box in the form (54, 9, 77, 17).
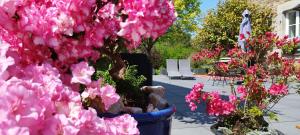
(157, 0, 201, 45)
(192, 0, 274, 51)
(139, 0, 201, 68)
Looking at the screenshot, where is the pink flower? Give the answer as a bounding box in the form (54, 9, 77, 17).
(229, 94, 237, 103)
(237, 86, 247, 100)
(0, 0, 179, 133)
(206, 92, 235, 116)
(100, 85, 120, 110)
(247, 66, 257, 74)
(217, 62, 229, 72)
(85, 79, 103, 99)
(71, 62, 95, 85)
(185, 83, 204, 111)
(118, 0, 176, 49)
(105, 114, 139, 135)
(268, 84, 288, 96)
(281, 59, 294, 77)
(239, 34, 245, 40)
(1, 127, 30, 135)
(0, 41, 14, 80)
(188, 102, 197, 111)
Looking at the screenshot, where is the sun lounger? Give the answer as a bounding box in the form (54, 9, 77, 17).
(178, 59, 194, 79)
(166, 59, 182, 79)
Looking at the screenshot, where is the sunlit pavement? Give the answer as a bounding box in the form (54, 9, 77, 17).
(153, 75, 300, 135)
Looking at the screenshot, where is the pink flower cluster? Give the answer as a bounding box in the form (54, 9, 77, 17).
(186, 83, 235, 116)
(0, 0, 175, 70)
(118, 0, 176, 49)
(237, 86, 247, 100)
(0, 42, 139, 134)
(268, 84, 288, 96)
(71, 62, 95, 85)
(0, 0, 176, 134)
(185, 83, 204, 111)
(217, 62, 229, 72)
(83, 80, 120, 111)
(281, 59, 295, 77)
(192, 47, 223, 61)
(205, 92, 235, 116)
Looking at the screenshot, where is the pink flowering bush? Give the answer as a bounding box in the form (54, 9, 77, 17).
(186, 32, 300, 134)
(0, 0, 176, 134)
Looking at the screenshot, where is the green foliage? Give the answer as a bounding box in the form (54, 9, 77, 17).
(157, 0, 201, 45)
(157, 26, 192, 48)
(155, 43, 194, 67)
(92, 57, 116, 86)
(94, 65, 116, 87)
(174, 0, 201, 33)
(247, 106, 263, 117)
(92, 57, 148, 109)
(115, 65, 148, 109)
(154, 68, 161, 75)
(282, 43, 299, 55)
(220, 110, 269, 134)
(191, 58, 214, 69)
(193, 0, 274, 51)
(123, 65, 146, 89)
(149, 47, 164, 69)
(268, 112, 279, 121)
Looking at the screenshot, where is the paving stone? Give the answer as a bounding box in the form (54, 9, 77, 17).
(171, 127, 213, 135)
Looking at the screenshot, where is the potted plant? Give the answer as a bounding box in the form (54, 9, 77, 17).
(0, 0, 176, 134)
(186, 32, 300, 134)
(281, 36, 299, 56)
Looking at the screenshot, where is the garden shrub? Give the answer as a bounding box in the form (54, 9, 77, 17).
(155, 43, 195, 68)
(192, 0, 274, 51)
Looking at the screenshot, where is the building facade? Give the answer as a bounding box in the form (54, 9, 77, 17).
(250, 0, 300, 57)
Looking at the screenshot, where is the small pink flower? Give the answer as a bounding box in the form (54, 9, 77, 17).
(105, 114, 139, 135)
(229, 94, 237, 103)
(85, 79, 102, 99)
(268, 84, 288, 96)
(237, 86, 247, 100)
(71, 62, 95, 85)
(0, 42, 14, 80)
(206, 92, 235, 116)
(100, 85, 120, 110)
(185, 83, 204, 111)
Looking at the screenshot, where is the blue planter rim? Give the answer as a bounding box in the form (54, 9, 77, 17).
(99, 105, 176, 123)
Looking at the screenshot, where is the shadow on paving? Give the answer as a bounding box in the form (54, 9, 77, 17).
(153, 81, 231, 125)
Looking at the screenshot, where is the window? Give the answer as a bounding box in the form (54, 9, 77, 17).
(286, 11, 300, 37)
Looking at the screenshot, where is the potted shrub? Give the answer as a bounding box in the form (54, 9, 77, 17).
(0, 0, 176, 134)
(186, 32, 300, 134)
(281, 36, 299, 56)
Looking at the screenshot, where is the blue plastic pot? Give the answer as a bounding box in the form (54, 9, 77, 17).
(99, 105, 176, 135)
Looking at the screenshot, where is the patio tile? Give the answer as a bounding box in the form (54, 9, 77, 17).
(171, 127, 213, 135)
(172, 117, 208, 129)
(269, 121, 300, 135)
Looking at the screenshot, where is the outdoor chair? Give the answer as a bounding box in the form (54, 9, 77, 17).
(178, 59, 195, 79)
(209, 57, 231, 86)
(210, 64, 228, 86)
(166, 59, 182, 79)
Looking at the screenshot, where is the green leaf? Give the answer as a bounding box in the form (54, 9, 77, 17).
(268, 112, 279, 121)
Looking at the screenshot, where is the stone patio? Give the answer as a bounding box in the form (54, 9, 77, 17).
(153, 75, 300, 135)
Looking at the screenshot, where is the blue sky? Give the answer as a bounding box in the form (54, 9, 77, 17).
(200, 0, 219, 14)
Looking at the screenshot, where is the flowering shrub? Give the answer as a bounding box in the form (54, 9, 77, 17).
(186, 32, 300, 133)
(0, 0, 176, 134)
